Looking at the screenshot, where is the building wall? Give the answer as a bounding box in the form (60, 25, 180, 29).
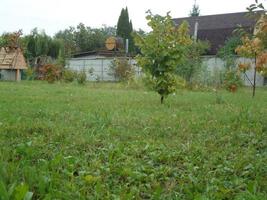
(0, 69, 19, 81)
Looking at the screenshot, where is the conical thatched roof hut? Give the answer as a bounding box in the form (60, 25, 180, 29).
(0, 47, 27, 81)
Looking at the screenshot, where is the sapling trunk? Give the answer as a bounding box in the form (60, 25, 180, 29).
(253, 55, 257, 98)
(253, 67, 257, 97)
(161, 96, 164, 104)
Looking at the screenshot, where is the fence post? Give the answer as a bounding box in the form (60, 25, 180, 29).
(83, 60, 85, 71)
(101, 59, 104, 81)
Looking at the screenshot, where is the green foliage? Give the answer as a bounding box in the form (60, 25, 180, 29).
(0, 180, 33, 200)
(134, 11, 192, 103)
(224, 69, 243, 92)
(116, 7, 134, 53)
(214, 89, 225, 104)
(22, 28, 63, 61)
(25, 67, 35, 80)
(0, 36, 8, 48)
(55, 24, 116, 55)
(54, 26, 76, 57)
(218, 36, 242, 68)
(56, 49, 66, 67)
(117, 7, 133, 39)
(218, 36, 242, 58)
(109, 58, 134, 81)
(177, 40, 210, 83)
(235, 0, 267, 97)
(189, 2, 200, 17)
(0, 82, 267, 199)
(140, 74, 156, 90)
(0, 30, 23, 51)
(76, 70, 87, 85)
(63, 69, 76, 83)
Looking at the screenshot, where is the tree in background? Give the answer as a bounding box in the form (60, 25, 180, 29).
(0, 36, 8, 48)
(55, 26, 77, 57)
(116, 7, 134, 53)
(21, 28, 63, 62)
(55, 24, 116, 55)
(235, 0, 267, 97)
(189, 0, 200, 17)
(0, 30, 22, 50)
(134, 11, 192, 104)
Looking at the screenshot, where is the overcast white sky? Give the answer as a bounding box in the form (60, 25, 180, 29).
(0, 0, 266, 36)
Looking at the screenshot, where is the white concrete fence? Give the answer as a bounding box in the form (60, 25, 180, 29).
(66, 57, 141, 81)
(66, 56, 266, 86)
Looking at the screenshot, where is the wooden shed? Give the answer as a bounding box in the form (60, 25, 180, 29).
(0, 47, 27, 81)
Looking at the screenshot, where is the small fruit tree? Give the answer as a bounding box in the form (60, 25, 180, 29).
(134, 11, 192, 104)
(235, 0, 267, 97)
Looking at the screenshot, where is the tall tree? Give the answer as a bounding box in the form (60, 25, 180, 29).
(116, 7, 134, 53)
(55, 26, 76, 57)
(189, 0, 200, 17)
(22, 28, 63, 62)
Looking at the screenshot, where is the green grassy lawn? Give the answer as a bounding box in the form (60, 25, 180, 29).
(0, 81, 266, 199)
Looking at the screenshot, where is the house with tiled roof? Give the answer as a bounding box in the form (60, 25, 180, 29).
(173, 12, 258, 55)
(173, 12, 267, 86)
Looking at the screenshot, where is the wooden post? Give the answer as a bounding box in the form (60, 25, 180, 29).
(15, 69, 20, 81)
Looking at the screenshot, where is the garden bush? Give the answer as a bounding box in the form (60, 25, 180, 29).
(223, 69, 243, 92)
(39, 64, 61, 83)
(109, 58, 134, 81)
(63, 69, 76, 83)
(76, 70, 87, 85)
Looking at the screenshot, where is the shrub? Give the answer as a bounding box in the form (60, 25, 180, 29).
(109, 58, 134, 81)
(39, 64, 61, 83)
(25, 67, 35, 80)
(76, 70, 87, 85)
(223, 69, 242, 92)
(63, 69, 76, 83)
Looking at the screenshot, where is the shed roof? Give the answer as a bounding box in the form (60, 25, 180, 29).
(0, 47, 27, 70)
(173, 12, 258, 55)
(72, 50, 130, 58)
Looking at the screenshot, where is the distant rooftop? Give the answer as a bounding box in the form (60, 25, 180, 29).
(173, 12, 258, 55)
(72, 50, 131, 58)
